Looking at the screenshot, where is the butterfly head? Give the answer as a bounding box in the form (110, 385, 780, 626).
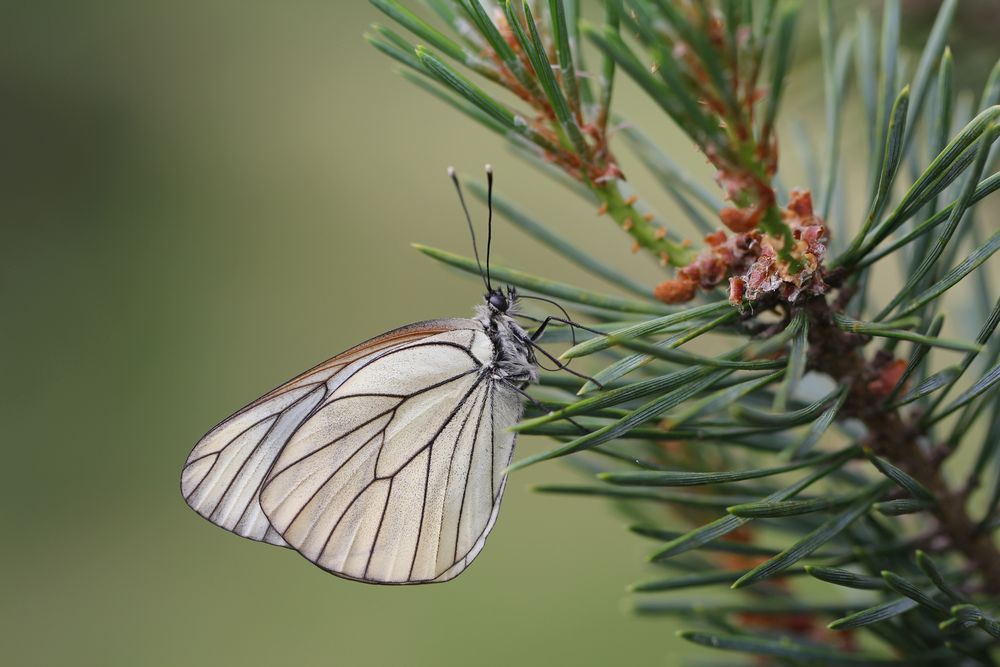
(486, 288, 509, 313)
(485, 285, 519, 315)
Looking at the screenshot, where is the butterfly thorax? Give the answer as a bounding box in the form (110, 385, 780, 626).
(475, 291, 537, 387)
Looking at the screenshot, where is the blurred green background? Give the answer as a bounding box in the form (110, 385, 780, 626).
(2, 2, 995, 666)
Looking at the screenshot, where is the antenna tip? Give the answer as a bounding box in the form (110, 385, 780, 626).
(485, 163, 493, 174)
(446, 166, 456, 177)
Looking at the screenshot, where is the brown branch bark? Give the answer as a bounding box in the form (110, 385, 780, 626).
(800, 297, 1000, 595)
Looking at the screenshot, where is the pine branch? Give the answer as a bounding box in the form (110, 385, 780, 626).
(371, 0, 1000, 662)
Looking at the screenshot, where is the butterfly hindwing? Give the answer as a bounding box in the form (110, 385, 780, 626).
(260, 326, 520, 583)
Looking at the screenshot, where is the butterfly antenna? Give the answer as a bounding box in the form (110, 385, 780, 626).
(448, 166, 490, 293)
(485, 164, 494, 291)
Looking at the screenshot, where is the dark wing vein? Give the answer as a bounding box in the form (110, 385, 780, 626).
(267, 367, 479, 480)
(207, 410, 286, 519)
(301, 369, 492, 583)
(183, 410, 277, 473)
(410, 378, 490, 580)
(489, 386, 496, 500)
(375, 372, 488, 481)
(453, 382, 492, 564)
(185, 383, 328, 529)
(281, 426, 390, 537)
(363, 477, 394, 578)
(317, 479, 378, 561)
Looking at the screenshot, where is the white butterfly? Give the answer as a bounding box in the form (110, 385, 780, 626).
(181, 167, 570, 584)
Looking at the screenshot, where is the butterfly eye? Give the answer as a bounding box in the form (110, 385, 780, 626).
(488, 291, 508, 312)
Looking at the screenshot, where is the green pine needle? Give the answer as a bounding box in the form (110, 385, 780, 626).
(371, 2, 1000, 661)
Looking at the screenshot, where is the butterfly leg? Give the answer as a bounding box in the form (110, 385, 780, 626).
(524, 338, 605, 390)
(528, 315, 608, 344)
(511, 297, 607, 389)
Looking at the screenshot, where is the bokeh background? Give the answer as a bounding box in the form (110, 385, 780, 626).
(2, 2, 996, 666)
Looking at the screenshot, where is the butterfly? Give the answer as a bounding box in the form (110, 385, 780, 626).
(180, 166, 588, 584)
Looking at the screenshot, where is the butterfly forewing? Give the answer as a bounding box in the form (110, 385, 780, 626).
(181, 319, 467, 546)
(181, 318, 522, 583)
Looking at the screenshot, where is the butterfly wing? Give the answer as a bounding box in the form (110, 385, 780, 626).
(181, 318, 522, 584)
(259, 325, 521, 584)
(180, 319, 472, 547)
